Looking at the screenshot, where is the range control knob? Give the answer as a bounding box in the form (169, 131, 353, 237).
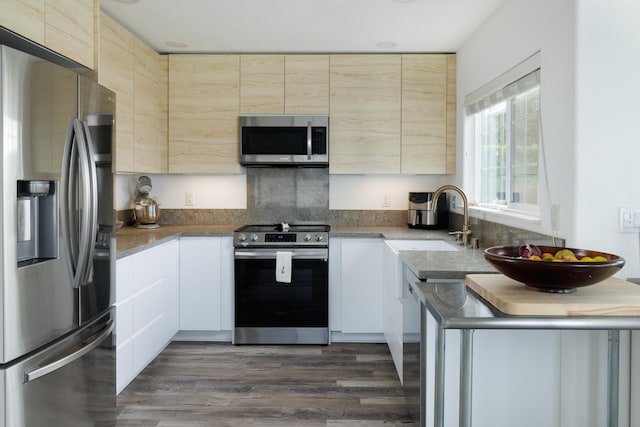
(238, 233, 247, 242)
(251, 233, 259, 242)
(303, 234, 312, 241)
(314, 234, 324, 242)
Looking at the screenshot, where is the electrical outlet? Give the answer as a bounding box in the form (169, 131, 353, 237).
(185, 192, 194, 206)
(619, 207, 640, 232)
(382, 194, 390, 208)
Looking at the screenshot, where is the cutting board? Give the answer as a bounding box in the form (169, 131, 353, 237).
(466, 274, 640, 316)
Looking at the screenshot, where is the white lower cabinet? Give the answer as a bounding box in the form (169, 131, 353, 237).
(382, 241, 404, 378)
(115, 239, 179, 394)
(382, 243, 421, 383)
(329, 237, 384, 341)
(177, 236, 233, 338)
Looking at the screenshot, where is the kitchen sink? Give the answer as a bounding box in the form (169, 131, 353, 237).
(385, 239, 460, 254)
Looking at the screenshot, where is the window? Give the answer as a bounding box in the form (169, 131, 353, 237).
(467, 67, 541, 215)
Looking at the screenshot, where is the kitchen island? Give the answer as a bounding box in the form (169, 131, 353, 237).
(412, 274, 640, 427)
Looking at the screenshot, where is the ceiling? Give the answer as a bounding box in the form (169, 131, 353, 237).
(100, 0, 504, 54)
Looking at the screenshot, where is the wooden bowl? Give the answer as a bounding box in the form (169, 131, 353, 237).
(484, 245, 625, 293)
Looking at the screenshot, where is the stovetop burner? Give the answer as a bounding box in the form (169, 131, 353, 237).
(234, 223, 330, 247)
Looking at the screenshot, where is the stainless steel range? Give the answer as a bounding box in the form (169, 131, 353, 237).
(233, 223, 330, 344)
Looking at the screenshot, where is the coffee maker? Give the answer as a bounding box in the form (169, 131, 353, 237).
(407, 192, 449, 229)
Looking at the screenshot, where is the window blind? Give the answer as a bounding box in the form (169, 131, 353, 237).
(464, 51, 541, 115)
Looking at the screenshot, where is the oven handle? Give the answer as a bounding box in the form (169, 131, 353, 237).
(235, 249, 328, 261)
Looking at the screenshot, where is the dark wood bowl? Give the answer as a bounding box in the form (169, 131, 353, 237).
(484, 245, 625, 293)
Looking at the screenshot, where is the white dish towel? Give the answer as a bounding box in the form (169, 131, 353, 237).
(275, 251, 292, 283)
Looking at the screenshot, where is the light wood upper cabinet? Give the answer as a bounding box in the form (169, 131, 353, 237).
(1, 0, 95, 68)
(45, 0, 94, 68)
(401, 54, 448, 174)
(0, 0, 45, 44)
(329, 54, 402, 174)
(99, 12, 167, 173)
(401, 53, 456, 175)
(285, 55, 329, 114)
(239, 55, 329, 115)
(240, 55, 285, 114)
(329, 53, 456, 175)
(98, 12, 134, 172)
(446, 55, 456, 174)
(134, 38, 167, 173)
(169, 54, 240, 174)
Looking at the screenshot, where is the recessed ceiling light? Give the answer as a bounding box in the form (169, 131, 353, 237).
(112, 0, 139, 4)
(166, 41, 188, 48)
(376, 41, 398, 49)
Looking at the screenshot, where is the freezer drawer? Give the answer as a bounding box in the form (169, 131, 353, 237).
(0, 311, 115, 427)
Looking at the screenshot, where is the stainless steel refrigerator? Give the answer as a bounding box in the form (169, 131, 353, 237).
(0, 44, 116, 425)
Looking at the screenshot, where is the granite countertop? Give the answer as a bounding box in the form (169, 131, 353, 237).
(116, 225, 495, 278)
(116, 225, 239, 259)
(331, 226, 495, 279)
(329, 226, 456, 240)
(399, 246, 496, 280)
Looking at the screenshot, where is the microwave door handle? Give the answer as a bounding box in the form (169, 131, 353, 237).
(306, 121, 312, 160)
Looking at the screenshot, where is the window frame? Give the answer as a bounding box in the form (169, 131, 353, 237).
(464, 53, 543, 222)
(472, 84, 541, 215)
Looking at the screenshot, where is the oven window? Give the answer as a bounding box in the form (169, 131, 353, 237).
(234, 257, 328, 327)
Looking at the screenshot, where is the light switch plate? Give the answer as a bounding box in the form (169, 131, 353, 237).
(619, 207, 640, 232)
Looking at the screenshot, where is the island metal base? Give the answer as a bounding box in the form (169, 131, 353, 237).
(416, 280, 639, 427)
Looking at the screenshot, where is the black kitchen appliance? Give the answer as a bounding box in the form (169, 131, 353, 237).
(233, 223, 330, 344)
(407, 192, 449, 229)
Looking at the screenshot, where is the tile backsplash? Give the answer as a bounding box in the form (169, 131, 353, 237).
(246, 167, 329, 224)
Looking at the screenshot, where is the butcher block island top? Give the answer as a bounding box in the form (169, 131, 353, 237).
(467, 274, 640, 317)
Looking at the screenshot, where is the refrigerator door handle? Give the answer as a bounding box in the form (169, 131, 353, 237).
(61, 118, 97, 288)
(73, 118, 93, 288)
(79, 120, 98, 285)
(61, 119, 81, 287)
(23, 319, 114, 383)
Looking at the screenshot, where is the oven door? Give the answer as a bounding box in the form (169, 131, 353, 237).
(234, 247, 329, 344)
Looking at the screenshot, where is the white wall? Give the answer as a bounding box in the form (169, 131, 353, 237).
(115, 174, 247, 210)
(457, 0, 640, 279)
(573, 0, 640, 279)
(329, 174, 450, 210)
(116, 173, 450, 211)
(457, 0, 576, 240)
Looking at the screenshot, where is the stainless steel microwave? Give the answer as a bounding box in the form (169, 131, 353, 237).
(240, 115, 329, 166)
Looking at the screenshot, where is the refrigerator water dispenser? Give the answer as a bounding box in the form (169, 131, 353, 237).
(17, 180, 58, 266)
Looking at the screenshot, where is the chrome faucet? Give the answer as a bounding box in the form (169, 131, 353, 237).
(431, 184, 472, 246)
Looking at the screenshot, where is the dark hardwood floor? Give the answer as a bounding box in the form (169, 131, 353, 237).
(115, 342, 417, 426)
